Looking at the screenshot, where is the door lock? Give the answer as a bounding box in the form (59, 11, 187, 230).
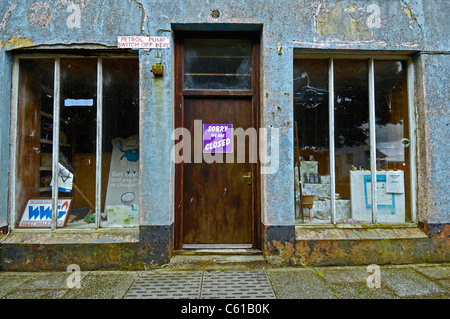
(242, 172, 252, 185)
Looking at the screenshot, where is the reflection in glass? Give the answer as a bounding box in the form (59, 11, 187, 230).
(102, 58, 140, 227)
(334, 59, 371, 224)
(16, 59, 54, 225)
(60, 58, 97, 228)
(184, 38, 252, 90)
(293, 58, 411, 225)
(374, 60, 409, 222)
(293, 59, 331, 223)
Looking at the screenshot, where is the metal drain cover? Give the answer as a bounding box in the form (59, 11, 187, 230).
(125, 271, 202, 299)
(201, 271, 275, 299)
(125, 271, 275, 299)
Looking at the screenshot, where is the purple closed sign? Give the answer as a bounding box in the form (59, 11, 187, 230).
(203, 124, 233, 153)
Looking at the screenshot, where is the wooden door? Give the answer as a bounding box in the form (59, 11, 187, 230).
(175, 32, 260, 249)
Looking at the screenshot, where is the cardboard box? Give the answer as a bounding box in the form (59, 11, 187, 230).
(106, 205, 139, 227)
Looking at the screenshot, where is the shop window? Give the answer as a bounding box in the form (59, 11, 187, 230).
(11, 55, 139, 229)
(294, 56, 414, 224)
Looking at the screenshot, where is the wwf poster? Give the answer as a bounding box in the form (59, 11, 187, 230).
(18, 198, 72, 228)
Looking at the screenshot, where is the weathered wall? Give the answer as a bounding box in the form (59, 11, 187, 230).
(0, 1, 448, 267)
(415, 53, 449, 224)
(0, 52, 11, 231)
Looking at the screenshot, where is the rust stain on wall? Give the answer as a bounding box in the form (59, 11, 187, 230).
(0, 37, 34, 49)
(264, 224, 448, 266)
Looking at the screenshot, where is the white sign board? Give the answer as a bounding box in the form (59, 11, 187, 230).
(350, 170, 405, 223)
(386, 171, 404, 193)
(117, 36, 170, 49)
(18, 198, 72, 228)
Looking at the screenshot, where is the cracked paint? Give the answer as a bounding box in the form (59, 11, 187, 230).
(0, 3, 16, 31)
(28, 1, 54, 29)
(316, 2, 371, 41)
(0, 36, 34, 49)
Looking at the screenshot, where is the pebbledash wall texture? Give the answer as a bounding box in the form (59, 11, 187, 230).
(0, 0, 448, 270)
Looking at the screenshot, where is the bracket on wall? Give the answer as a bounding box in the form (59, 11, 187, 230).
(151, 49, 164, 76)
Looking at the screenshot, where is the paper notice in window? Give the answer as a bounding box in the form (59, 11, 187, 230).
(386, 171, 404, 194)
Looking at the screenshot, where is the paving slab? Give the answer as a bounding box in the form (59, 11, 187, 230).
(0, 272, 40, 298)
(6, 287, 69, 299)
(63, 271, 140, 299)
(1, 271, 90, 299)
(438, 279, 450, 289)
(327, 283, 399, 299)
(411, 263, 450, 280)
(381, 267, 449, 298)
(21, 271, 89, 289)
(266, 268, 336, 299)
(316, 266, 369, 283)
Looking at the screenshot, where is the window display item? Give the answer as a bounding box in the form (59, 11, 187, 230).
(350, 170, 405, 223)
(50, 163, 74, 193)
(104, 135, 140, 225)
(18, 198, 72, 228)
(300, 161, 318, 184)
(106, 205, 139, 227)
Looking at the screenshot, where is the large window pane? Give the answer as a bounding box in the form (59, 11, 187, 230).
(294, 59, 331, 223)
(374, 60, 409, 222)
(102, 58, 140, 227)
(16, 59, 55, 227)
(60, 58, 97, 228)
(293, 57, 412, 225)
(184, 38, 252, 90)
(14, 55, 140, 229)
(334, 59, 371, 223)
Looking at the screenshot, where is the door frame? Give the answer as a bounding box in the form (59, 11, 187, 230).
(174, 31, 261, 250)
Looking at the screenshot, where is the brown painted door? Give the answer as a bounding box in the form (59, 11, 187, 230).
(175, 32, 260, 249)
(182, 97, 254, 246)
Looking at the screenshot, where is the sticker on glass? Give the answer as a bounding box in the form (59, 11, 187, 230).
(401, 138, 410, 148)
(203, 124, 233, 153)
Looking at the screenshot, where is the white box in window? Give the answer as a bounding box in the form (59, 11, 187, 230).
(350, 170, 405, 223)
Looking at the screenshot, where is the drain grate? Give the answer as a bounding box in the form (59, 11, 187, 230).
(201, 271, 275, 299)
(125, 271, 276, 299)
(125, 272, 202, 299)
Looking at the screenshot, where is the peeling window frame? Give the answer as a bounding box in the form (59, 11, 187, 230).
(9, 52, 139, 231)
(293, 52, 417, 225)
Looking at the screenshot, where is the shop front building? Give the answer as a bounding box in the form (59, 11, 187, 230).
(0, 0, 448, 270)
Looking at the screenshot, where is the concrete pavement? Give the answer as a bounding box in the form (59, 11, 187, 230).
(0, 262, 449, 299)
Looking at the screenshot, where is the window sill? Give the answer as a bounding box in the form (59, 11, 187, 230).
(1, 227, 139, 245)
(295, 223, 428, 241)
(295, 222, 418, 229)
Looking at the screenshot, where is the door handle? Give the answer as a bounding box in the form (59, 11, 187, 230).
(242, 172, 252, 185)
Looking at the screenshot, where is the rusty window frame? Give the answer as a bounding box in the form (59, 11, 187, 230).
(9, 54, 138, 231)
(294, 53, 417, 225)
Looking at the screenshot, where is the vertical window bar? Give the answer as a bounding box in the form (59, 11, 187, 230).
(407, 59, 417, 223)
(9, 57, 20, 230)
(368, 58, 378, 224)
(95, 58, 103, 228)
(329, 57, 336, 224)
(51, 58, 61, 230)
